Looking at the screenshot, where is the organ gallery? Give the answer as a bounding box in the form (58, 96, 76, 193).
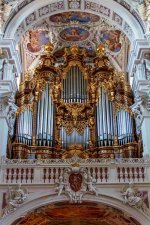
(13, 43, 139, 159)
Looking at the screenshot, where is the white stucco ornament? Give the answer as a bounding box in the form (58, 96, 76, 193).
(2, 183, 28, 217)
(121, 182, 148, 212)
(55, 166, 99, 203)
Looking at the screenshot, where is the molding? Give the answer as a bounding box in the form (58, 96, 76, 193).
(0, 192, 150, 225)
(0, 80, 17, 94)
(127, 38, 150, 76)
(0, 39, 22, 75)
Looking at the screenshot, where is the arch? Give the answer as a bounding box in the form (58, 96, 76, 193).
(4, 0, 145, 44)
(1, 193, 150, 225)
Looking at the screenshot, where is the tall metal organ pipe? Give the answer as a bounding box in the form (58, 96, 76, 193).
(36, 83, 54, 146)
(16, 108, 33, 145)
(96, 87, 114, 146)
(116, 110, 133, 145)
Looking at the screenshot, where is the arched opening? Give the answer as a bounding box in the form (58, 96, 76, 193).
(10, 201, 141, 225)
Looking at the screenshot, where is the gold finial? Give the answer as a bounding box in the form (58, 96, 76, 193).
(96, 43, 105, 58)
(44, 42, 54, 54)
(70, 44, 79, 55)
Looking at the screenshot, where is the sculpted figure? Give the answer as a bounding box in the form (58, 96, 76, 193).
(122, 182, 145, 210)
(55, 176, 66, 196)
(55, 168, 99, 203)
(3, 184, 28, 217)
(84, 172, 98, 196)
(13, 183, 27, 203)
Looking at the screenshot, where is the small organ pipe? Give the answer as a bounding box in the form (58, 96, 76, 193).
(60, 127, 90, 148)
(62, 66, 87, 103)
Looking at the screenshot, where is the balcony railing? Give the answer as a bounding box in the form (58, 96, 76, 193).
(0, 158, 150, 184)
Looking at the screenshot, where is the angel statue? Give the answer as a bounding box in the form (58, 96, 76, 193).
(122, 182, 146, 211)
(13, 183, 27, 204)
(3, 183, 28, 217)
(84, 172, 98, 196)
(55, 176, 66, 196)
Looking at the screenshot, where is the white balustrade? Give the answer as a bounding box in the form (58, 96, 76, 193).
(0, 158, 149, 184)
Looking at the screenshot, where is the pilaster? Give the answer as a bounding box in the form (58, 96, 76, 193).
(128, 37, 150, 156)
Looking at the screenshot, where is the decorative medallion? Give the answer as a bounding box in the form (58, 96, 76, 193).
(59, 27, 89, 42)
(50, 11, 100, 24)
(68, 0, 81, 9)
(69, 173, 83, 192)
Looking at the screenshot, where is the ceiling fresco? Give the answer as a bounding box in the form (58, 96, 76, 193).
(27, 30, 49, 53)
(20, 11, 130, 71)
(11, 202, 141, 225)
(49, 11, 100, 24)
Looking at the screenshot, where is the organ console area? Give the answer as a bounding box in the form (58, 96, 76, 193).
(12, 43, 138, 159)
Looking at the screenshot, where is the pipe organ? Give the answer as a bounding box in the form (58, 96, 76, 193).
(13, 43, 138, 159)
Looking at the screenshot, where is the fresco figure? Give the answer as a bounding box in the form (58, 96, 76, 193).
(100, 30, 121, 53)
(60, 27, 89, 42)
(27, 30, 49, 53)
(50, 12, 100, 24)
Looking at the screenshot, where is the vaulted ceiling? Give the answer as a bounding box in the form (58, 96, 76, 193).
(21, 11, 130, 71)
(2, 0, 147, 75)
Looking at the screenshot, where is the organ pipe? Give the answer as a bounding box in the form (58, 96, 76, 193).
(97, 87, 114, 147)
(116, 110, 133, 145)
(62, 66, 88, 103)
(60, 127, 90, 149)
(36, 83, 54, 146)
(16, 108, 33, 145)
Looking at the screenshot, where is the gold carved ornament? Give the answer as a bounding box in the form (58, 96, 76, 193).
(56, 102, 95, 135)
